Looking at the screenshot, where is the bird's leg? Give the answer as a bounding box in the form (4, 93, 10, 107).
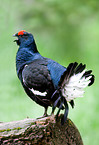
(43, 107, 48, 117)
(37, 107, 48, 119)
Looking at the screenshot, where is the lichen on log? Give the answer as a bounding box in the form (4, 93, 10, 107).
(0, 115, 83, 145)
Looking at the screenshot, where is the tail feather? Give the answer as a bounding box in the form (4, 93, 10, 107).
(59, 62, 95, 102)
(52, 96, 61, 114)
(82, 70, 94, 86)
(59, 62, 78, 86)
(61, 98, 69, 125)
(82, 70, 92, 77)
(88, 75, 94, 86)
(69, 100, 74, 108)
(75, 63, 86, 74)
(51, 62, 94, 125)
(56, 100, 64, 121)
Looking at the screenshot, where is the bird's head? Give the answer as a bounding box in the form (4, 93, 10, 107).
(13, 30, 34, 46)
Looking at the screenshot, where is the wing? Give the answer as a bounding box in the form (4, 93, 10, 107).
(22, 59, 55, 103)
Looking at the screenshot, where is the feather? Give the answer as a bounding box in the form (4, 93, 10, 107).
(61, 98, 69, 125)
(56, 100, 64, 121)
(69, 100, 74, 108)
(52, 96, 61, 114)
(59, 62, 94, 102)
(30, 88, 47, 96)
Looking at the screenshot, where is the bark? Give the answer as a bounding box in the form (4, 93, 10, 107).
(0, 115, 83, 145)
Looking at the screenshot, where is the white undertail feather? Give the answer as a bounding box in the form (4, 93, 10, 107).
(62, 69, 92, 102)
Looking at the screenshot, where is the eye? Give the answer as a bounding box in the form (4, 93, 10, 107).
(21, 34, 28, 39)
(24, 35, 28, 39)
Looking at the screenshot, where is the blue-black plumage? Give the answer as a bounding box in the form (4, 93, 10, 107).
(14, 30, 94, 125)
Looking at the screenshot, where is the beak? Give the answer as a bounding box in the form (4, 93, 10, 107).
(13, 34, 16, 37)
(13, 33, 17, 37)
(13, 33, 19, 43)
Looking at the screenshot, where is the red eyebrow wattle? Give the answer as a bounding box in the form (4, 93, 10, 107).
(18, 30, 26, 36)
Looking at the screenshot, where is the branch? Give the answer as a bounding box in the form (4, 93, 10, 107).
(0, 115, 83, 145)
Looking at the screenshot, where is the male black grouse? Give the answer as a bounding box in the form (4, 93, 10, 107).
(13, 30, 94, 125)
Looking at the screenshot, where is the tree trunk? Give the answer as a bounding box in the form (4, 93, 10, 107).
(0, 114, 83, 145)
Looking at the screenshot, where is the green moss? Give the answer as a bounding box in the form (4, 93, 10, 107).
(13, 127, 22, 130)
(68, 119, 74, 126)
(0, 129, 11, 132)
(0, 127, 22, 133)
(30, 122, 36, 125)
(6, 128, 11, 131)
(0, 129, 7, 132)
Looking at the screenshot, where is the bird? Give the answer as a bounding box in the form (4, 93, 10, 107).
(13, 30, 94, 125)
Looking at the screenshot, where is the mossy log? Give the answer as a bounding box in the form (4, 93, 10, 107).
(0, 115, 83, 145)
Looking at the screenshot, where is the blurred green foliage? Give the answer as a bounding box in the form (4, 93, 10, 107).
(0, 0, 99, 144)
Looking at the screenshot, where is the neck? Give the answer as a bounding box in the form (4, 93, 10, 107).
(19, 39, 38, 52)
(16, 42, 41, 76)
